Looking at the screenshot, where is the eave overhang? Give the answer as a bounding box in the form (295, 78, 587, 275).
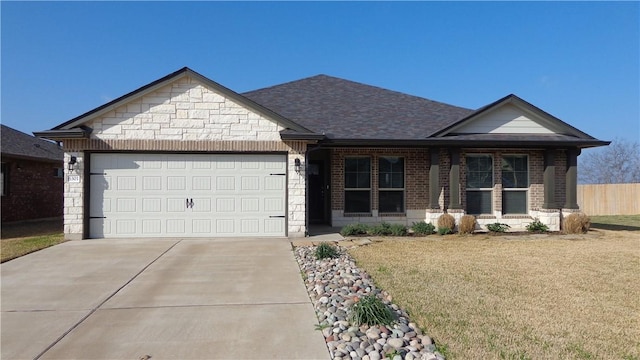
(316, 138, 610, 149)
(280, 130, 325, 141)
(33, 127, 92, 140)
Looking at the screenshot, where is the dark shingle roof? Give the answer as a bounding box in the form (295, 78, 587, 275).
(1, 125, 63, 162)
(243, 75, 473, 140)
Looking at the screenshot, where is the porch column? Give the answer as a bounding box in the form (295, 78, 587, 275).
(429, 148, 440, 209)
(543, 150, 556, 208)
(564, 148, 580, 209)
(448, 148, 461, 209)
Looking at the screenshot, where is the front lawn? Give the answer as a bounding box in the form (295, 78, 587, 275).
(349, 231, 640, 359)
(590, 214, 640, 231)
(1, 234, 65, 263)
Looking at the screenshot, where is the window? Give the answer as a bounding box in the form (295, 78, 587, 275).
(54, 168, 64, 178)
(502, 155, 529, 214)
(1, 163, 7, 196)
(344, 157, 371, 213)
(466, 155, 493, 214)
(379, 157, 404, 213)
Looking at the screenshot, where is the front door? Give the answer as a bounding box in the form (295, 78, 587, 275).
(308, 161, 327, 224)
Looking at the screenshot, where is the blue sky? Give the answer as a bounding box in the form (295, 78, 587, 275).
(2, 1, 638, 153)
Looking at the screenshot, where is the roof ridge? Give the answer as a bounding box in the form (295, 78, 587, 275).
(244, 74, 473, 113)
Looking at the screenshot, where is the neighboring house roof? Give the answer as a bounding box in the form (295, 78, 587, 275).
(243, 75, 473, 140)
(35, 67, 609, 148)
(1, 124, 63, 162)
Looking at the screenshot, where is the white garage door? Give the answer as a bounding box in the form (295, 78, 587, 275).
(89, 153, 287, 238)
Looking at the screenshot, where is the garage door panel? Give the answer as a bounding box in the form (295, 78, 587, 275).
(142, 220, 162, 234)
(264, 176, 285, 191)
(116, 198, 137, 212)
(216, 219, 235, 234)
(167, 198, 187, 212)
(264, 198, 284, 212)
(167, 176, 186, 191)
(142, 198, 162, 212)
(143, 176, 162, 190)
(116, 219, 136, 234)
(191, 219, 212, 234)
(216, 177, 235, 191)
(166, 219, 185, 233)
(264, 219, 285, 234)
(240, 219, 259, 233)
(215, 198, 235, 212)
(90, 153, 287, 238)
(191, 198, 211, 212)
(241, 198, 259, 212)
(241, 176, 260, 191)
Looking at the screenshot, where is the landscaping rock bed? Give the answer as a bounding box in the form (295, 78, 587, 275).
(294, 244, 445, 360)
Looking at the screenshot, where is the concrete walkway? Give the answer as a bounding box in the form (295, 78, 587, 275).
(1, 238, 330, 360)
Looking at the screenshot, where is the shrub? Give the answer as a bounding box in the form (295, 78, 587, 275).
(368, 222, 392, 236)
(526, 218, 549, 233)
(388, 223, 408, 236)
(563, 212, 591, 234)
(412, 221, 435, 235)
(438, 227, 454, 235)
(486, 222, 510, 233)
(340, 223, 369, 236)
(459, 215, 477, 234)
(348, 295, 395, 326)
(315, 242, 339, 260)
(437, 213, 456, 234)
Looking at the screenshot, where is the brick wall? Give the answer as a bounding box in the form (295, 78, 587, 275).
(1, 158, 63, 222)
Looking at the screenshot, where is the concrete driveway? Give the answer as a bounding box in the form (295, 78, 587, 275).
(1, 238, 330, 360)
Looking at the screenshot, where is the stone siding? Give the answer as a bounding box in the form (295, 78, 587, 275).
(62, 75, 306, 239)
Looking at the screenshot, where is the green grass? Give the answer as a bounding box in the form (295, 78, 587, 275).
(590, 215, 640, 231)
(1, 234, 65, 263)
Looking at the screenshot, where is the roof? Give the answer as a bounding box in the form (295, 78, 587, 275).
(243, 75, 473, 140)
(36, 67, 608, 149)
(1, 125, 63, 162)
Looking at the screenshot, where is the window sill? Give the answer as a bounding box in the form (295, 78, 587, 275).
(344, 213, 372, 217)
(502, 215, 533, 219)
(379, 213, 406, 217)
(475, 215, 496, 219)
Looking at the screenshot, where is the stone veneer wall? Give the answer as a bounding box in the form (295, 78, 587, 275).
(61, 76, 307, 239)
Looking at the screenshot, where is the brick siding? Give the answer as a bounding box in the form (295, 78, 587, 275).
(1, 158, 63, 222)
(330, 148, 429, 212)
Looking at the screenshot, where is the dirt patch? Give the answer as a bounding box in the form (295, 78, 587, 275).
(1, 218, 63, 240)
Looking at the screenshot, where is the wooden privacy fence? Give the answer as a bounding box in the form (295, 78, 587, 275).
(577, 183, 640, 215)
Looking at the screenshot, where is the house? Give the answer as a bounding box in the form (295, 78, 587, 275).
(1, 124, 64, 223)
(35, 68, 608, 240)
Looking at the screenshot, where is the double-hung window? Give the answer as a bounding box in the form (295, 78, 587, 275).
(378, 156, 404, 213)
(344, 157, 371, 213)
(501, 155, 529, 214)
(466, 155, 493, 214)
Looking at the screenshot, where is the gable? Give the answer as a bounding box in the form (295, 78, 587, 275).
(452, 103, 556, 135)
(85, 76, 283, 141)
(433, 94, 596, 140)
